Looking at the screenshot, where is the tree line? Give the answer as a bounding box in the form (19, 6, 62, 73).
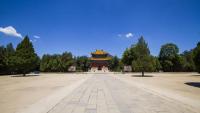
(0, 36, 200, 75)
(40, 54, 90, 72)
(121, 36, 200, 74)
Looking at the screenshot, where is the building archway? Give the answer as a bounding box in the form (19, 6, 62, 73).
(90, 50, 111, 72)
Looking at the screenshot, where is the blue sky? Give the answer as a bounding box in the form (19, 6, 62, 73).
(0, 0, 200, 57)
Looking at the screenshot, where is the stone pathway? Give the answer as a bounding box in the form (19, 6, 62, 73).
(47, 74, 197, 113)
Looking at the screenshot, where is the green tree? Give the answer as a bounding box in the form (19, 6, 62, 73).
(0, 45, 6, 74)
(61, 52, 74, 72)
(75, 56, 90, 72)
(121, 48, 133, 65)
(34, 56, 40, 71)
(173, 55, 185, 72)
(109, 56, 121, 72)
(131, 37, 155, 76)
(193, 42, 200, 73)
(152, 56, 161, 72)
(5, 43, 15, 54)
(122, 36, 156, 76)
(5, 43, 16, 74)
(40, 52, 74, 72)
(40, 54, 53, 72)
(14, 36, 38, 76)
(48, 54, 62, 72)
(132, 56, 155, 73)
(155, 57, 162, 71)
(0, 43, 17, 75)
(181, 50, 195, 72)
(159, 43, 183, 72)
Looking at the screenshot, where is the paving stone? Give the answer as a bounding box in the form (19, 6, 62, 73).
(48, 74, 196, 113)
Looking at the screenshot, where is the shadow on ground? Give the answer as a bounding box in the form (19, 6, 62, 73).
(131, 75, 153, 77)
(185, 82, 200, 88)
(191, 74, 200, 76)
(11, 74, 39, 77)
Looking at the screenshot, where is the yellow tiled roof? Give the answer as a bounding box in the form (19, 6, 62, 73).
(91, 50, 107, 55)
(90, 57, 111, 60)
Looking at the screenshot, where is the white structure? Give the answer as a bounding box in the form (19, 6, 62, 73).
(90, 66, 109, 72)
(102, 66, 109, 72)
(123, 65, 132, 72)
(68, 66, 76, 72)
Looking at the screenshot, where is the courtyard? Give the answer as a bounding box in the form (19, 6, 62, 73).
(0, 73, 200, 113)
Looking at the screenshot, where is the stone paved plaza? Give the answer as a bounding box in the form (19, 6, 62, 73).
(0, 73, 200, 113)
(48, 74, 198, 113)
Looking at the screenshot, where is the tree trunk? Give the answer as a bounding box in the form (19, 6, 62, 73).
(142, 71, 144, 77)
(23, 73, 26, 76)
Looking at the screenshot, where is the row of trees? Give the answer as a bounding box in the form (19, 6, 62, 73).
(121, 36, 200, 73)
(0, 36, 200, 75)
(40, 54, 123, 72)
(40, 55, 91, 72)
(0, 36, 92, 75)
(40, 52, 74, 72)
(159, 43, 195, 72)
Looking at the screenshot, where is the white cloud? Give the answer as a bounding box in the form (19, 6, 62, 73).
(30, 39, 37, 42)
(0, 26, 22, 38)
(34, 35, 40, 39)
(125, 33, 133, 38)
(118, 32, 134, 38)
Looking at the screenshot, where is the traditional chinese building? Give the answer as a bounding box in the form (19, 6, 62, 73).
(90, 50, 111, 72)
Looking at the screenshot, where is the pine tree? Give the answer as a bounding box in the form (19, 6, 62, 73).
(132, 36, 154, 76)
(5, 43, 15, 74)
(0, 45, 6, 74)
(122, 36, 156, 76)
(15, 36, 38, 76)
